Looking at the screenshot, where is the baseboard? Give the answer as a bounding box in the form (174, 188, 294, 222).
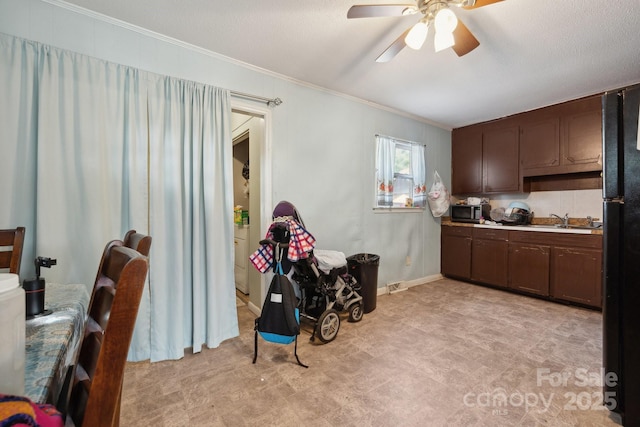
(377, 273, 444, 296)
(245, 274, 445, 311)
(247, 301, 261, 316)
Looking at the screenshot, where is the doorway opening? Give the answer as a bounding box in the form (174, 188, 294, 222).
(231, 104, 272, 315)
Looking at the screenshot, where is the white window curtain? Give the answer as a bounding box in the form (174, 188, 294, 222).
(146, 76, 238, 360)
(0, 34, 238, 363)
(411, 143, 427, 207)
(375, 134, 427, 208)
(375, 135, 395, 207)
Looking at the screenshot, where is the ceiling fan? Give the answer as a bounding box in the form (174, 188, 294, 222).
(347, 0, 503, 62)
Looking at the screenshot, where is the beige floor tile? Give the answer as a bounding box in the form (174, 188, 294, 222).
(121, 279, 621, 426)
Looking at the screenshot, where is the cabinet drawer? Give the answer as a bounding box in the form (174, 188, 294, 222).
(442, 225, 473, 237)
(473, 228, 509, 241)
(510, 231, 601, 249)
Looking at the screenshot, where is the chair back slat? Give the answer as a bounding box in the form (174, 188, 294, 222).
(123, 230, 152, 257)
(0, 227, 26, 275)
(67, 245, 149, 427)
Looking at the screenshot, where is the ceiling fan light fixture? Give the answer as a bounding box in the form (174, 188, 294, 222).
(434, 31, 455, 52)
(434, 8, 458, 33)
(405, 20, 429, 50)
(401, 6, 418, 15)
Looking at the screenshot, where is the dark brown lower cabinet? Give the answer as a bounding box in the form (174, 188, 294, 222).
(441, 224, 603, 309)
(508, 243, 550, 296)
(441, 226, 472, 279)
(551, 246, 602, 308)
(471, 228, 509, 287)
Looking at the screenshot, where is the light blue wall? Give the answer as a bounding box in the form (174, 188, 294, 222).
(0, 0, 452, 288)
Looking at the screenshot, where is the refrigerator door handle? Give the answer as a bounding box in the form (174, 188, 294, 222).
(636, 101, 640, 150)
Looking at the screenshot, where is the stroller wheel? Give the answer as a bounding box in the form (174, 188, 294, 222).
(316, 309, 340, 343)
(348, 301, 364, 323)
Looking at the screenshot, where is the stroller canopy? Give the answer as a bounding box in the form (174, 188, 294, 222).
(272, 201, 305, 226)
(250, 201, 316, 274)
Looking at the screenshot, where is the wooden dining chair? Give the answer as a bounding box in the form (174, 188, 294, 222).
(65, 245, 149, 427)
(123, 229, 152, 257)
(0, 227, 26, 275)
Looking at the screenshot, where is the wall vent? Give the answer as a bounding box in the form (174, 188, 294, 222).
(387, 281, 407, 294)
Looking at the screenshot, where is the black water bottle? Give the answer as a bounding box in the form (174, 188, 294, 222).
(22, 257, 56, 317)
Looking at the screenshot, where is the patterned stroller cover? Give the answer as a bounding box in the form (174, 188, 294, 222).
(249, 201, 316, 274)
(249, 201, 314, 367)
(250, 201, 364, 344)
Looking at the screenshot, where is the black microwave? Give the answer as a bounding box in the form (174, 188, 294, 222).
(450, 204, 491, 223)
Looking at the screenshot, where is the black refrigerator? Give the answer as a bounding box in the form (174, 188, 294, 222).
(603, 83, 640, 426)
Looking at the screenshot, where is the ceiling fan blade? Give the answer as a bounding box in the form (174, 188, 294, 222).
(452, 19, 480, 56)
(375, 27, 412, 62)
(463, 0, 503, 10)
(347, 4, 417, 19)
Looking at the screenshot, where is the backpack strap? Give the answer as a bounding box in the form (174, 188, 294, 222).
(252, 318, 259, 364)
(293, 335, 308, 368)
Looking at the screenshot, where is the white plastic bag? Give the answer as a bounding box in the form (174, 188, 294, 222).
(427, 170, 450, 217)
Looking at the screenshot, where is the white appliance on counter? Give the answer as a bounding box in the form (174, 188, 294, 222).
(0, 273, 25, 395)
(234, 224, 249, 294)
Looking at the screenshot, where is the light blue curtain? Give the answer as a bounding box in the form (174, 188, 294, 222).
(0, 34, 148, 285)
(146, 76, 238, 360)
(35, 43, 149, 286)
(411, 144, 427, 207)
(375, 135, 395, 207)
(0, 35, 38, 274)
(0, 33, 239, 363)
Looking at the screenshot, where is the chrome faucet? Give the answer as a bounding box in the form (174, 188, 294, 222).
(551, 213, 569, 227)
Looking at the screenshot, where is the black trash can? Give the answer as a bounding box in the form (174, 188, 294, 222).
(347, 253, 380, 314)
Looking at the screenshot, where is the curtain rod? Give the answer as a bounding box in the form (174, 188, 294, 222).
(375, 134, 424, 146)
(230, 90, 283, 107)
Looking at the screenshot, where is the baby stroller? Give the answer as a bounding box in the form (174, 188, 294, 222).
(250, 201, 364, 343)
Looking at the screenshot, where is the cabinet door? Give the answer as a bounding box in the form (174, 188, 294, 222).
(550, 246, 602, 308)
(451, 125, 483, 195)
(508, 243, 550, 296)
(471, 239, 508, 287)
(441, 231, 472, 279)
(482, 125, 520, 193)
(520, 116, 560, 173)
(561, 96, 603, 169)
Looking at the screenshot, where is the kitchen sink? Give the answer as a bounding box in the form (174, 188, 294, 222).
(522, 224, 602, 230)
(565, 224, 603, 230)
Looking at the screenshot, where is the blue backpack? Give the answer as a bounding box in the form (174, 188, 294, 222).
(253, 261, 307, 368)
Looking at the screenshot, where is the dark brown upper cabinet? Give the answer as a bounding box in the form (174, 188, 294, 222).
(451, 125, 483, 194)
(451, 120, 520, 195)
(520, 95, 602, 177)
(561, 95, 603, 169)
(452, 94, 603, 195)
(519, 109, 561, 171)
(482, 122, 520, 193)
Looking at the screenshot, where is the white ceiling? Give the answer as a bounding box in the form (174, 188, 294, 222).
(63, 0, 640, 129)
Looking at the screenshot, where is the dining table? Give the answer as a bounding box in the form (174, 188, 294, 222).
(24, 282, 89, 405)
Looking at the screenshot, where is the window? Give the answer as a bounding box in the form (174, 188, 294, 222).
(375, 135, 427, 209)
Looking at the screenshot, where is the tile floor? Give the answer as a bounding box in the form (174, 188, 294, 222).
(120, 278, 622, 426)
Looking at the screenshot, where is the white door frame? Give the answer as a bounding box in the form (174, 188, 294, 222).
(231, 100, 272, 315)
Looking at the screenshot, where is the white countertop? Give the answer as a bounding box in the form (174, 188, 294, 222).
(474, 223, 596, 234)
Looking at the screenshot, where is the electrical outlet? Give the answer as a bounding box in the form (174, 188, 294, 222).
(405, 256, 411, 266)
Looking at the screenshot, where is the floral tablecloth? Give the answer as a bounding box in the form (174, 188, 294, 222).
(24, 283, 89, 404)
